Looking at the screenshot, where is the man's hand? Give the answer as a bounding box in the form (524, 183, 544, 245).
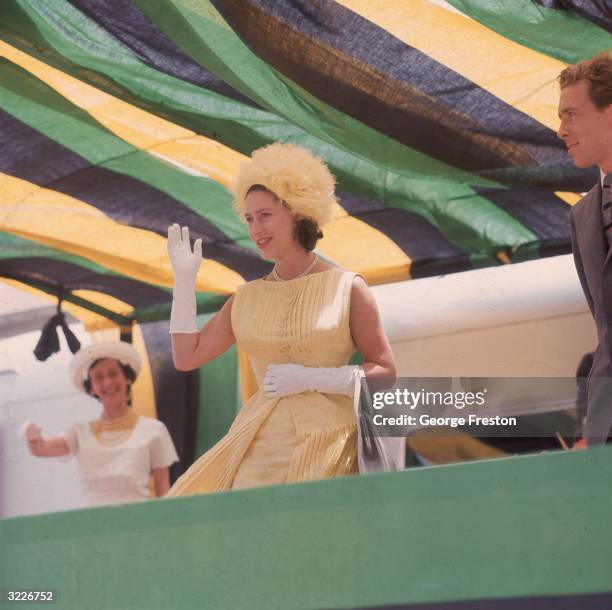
(572, 437, 588, 450)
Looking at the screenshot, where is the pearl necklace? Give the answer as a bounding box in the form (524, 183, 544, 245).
(272, 253, 318, 281)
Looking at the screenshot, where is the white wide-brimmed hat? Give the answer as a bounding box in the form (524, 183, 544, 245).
(69, 342, 141, 392)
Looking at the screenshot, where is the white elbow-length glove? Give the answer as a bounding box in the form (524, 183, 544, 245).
(263, 364, 359, 398)
(19, 420, 42, 442)
(167, 224, 202, 334)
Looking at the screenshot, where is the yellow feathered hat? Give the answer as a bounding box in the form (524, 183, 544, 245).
(231, 142, 337, 227)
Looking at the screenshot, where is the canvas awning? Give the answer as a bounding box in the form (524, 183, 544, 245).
(0, 0, 609, 324)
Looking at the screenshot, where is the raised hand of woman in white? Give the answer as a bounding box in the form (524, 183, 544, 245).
(19, 420, 42, 441)
(19, 420, 70, 457)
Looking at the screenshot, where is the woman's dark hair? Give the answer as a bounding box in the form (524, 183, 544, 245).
(84, 358, 137, 406)
(246, 184, 272, 197)
(246, 184, 324, 251)
(293, 214, 323, 252)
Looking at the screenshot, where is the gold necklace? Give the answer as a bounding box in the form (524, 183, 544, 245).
(272, 253, 318, 281)
(91, 411, 138, 447)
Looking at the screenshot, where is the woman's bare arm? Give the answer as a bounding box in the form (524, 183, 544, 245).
(171, 295, 236, 371)
(349, 276, 396, 380)
(27, 436, 70, 458)
(152, 467, 171, 497)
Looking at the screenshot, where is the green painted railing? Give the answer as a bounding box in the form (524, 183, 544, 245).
(1, 446, 611, 610)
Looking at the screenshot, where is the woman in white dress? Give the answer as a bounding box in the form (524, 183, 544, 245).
(21, 342, 179, 507)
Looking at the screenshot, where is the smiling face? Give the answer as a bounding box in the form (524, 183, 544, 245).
(87, 358, 130, 410)
(243, 189, 298, 258)
(557, 80, 612, 172)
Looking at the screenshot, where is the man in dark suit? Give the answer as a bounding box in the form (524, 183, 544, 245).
(557, 51, 612, 446)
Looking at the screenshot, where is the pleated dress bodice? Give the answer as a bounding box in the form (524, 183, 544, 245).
(232, 268, 357, 380)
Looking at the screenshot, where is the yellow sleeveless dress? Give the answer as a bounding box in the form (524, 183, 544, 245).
(166, 268, 358, 497)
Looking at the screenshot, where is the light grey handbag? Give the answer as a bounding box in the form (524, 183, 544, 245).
(353, 369, 405, 473)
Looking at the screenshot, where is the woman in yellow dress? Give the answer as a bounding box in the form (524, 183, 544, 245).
(165, 143, 396, 497)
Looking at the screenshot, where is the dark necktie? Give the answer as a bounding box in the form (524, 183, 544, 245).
(603, 174, 612, 248)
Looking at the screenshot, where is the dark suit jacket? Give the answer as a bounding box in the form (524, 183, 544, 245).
(570, 180, 612, 443)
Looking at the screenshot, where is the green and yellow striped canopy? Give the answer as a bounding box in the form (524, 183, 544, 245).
(0, 0, 609, 324)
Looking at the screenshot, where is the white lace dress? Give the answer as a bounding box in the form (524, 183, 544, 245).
(63, 415, 178, 507)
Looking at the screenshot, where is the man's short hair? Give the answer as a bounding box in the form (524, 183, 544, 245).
(558, 51, 612, 110)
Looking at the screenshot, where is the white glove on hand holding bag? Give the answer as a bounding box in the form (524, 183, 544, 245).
(263, 364, 358, 398)
(19, 420, 42, 442)
(263, 364, 404, 473)
(167, 224, 202, 334)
